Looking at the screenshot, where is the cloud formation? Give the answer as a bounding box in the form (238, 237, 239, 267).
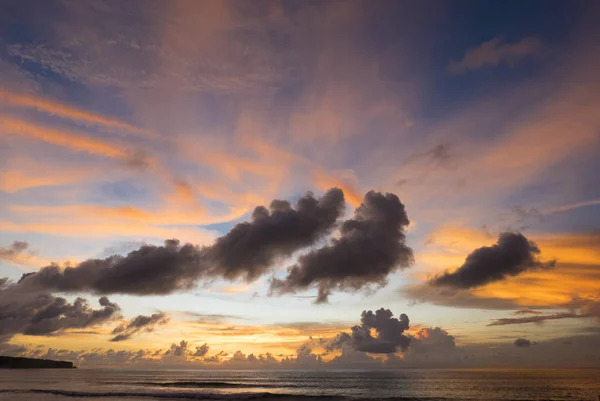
(328, 308, 411, 354)
(0, 240, 31, 262)
(448, 36, 542, 74)
(430, 232, 554, 289)
(110, 312, 169, 342)
(0, 279, 120, 341)
(514, 338, 533, 347)
(18, 189, 345, 296)
(270, 191, 412, 302)
(202, 188, 345, 282)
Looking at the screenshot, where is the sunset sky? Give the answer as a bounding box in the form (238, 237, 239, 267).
(1, 0, 599, 369)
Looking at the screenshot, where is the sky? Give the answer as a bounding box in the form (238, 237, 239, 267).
(1, 0, 600, 369)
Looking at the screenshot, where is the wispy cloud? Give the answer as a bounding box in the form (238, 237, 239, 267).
(0, 90, 152, 137)
(448, 36, 542, 74)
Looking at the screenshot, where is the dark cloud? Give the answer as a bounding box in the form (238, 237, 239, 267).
(328, 308, 411, 354)
(110, 312, 169, 342)
(164, 340, 189, 357)
(0, 240, 32, 262)
(193, 343, 209, 357)
(0, 279, 120, 340)
(18, 189, 345, 296)
(270, 191, 412, 303)
(203, 188, 345, 282)
(18, 239, 204, 295)
(514, 338, 533, 347)
(430, 232, 554, 289)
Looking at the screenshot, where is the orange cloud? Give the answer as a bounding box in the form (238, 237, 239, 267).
(413, 226, 600, 308)
(0, 165, 91, 193)
(0, 90, 152, 136)
(6, 203, 246, 228)
(312, 169, 362, 207)
(0, 117, 131, 159)
(0, 219, 217, 245)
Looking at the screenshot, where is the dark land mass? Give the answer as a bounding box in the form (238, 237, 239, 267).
(0, 356, 76, 369)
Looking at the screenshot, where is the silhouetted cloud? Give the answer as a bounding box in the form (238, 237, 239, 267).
(192, 343, 210, 357)
(514, 338, 533, 347)
(203, 188, 345, 282)
(18, 189, 345, 296)
(110, 312, 169, 342)
(430, 232, 554, 289)
(164, 340, 189, 357)
(327, 308, 411, 354)
(270, 191, 412, 302)
(0, 279, 120, 340)
(18, 239, 204, 295)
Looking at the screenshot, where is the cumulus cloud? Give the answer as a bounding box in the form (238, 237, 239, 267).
(17, 189, 345, 296)
(164, 340, 189, 357)
(514, 338, 533, 347)
(110, 312, 169, 342)
(270, 191, 412, 303)
(193, 343, 210, 357)
(0, 279, 120, 341)
(430, 232, 554, 289)
(448, 36, 542, 74)
(328, 308, 411, 354)
(202, 188, 345, 282)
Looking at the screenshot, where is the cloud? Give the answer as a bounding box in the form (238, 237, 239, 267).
(270, 191, 412, 302)
(164, 340, 189, 357)
(193, 343, 210, 357)
(488, 297, 600, 326)
(202, 188, 345, 282)
(511, 309, 543, 316)
(514, 338, 533, 347)
(0, 117, 133, 160)
(17, 189, 345, 296)
(0, 240, 32, 263)
(401, 283, 523, 310)
(182, 311, 246, 324)
(0, 279, 120, 341)
(430, 232, 554, 289)
(327, 308, 411, 354)
(448, 36, 542, 74)
(0, 89, 152, 137)
(110, 312, 169, 342)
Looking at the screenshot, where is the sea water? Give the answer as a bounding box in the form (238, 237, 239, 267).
(0, 368, 598, 400)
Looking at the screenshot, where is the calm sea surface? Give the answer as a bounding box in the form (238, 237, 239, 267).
(0, 368, 598, 400)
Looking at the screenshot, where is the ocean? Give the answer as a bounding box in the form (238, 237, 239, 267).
(0, 368, 598, 400)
